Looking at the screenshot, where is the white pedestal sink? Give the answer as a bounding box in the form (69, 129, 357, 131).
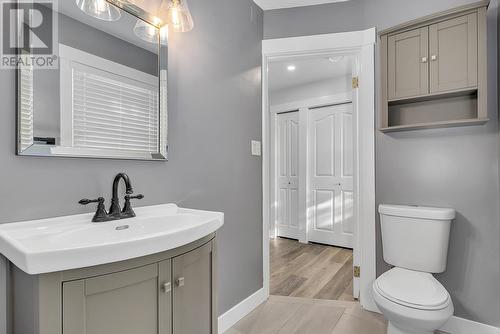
(0, 204, 224, 274)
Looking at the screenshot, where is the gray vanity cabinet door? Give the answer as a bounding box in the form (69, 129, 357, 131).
(388, 27, 429, 100)
(429, 13, 478, 93)
(62, 263, 169, 334)
(172, 241, 214, 334)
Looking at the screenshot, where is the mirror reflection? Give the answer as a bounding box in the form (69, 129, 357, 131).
(18, 1, 168, 160)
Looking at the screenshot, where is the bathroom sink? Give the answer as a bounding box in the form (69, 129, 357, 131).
(0, 204, 224, 274)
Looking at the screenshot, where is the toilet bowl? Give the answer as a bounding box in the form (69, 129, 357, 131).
(374, 205, 455, 334)
(373, 268, 453, 334)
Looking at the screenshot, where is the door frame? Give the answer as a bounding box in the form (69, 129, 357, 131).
(262, 28, 377, 312)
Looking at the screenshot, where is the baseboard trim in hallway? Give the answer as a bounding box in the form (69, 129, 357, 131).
(218, 288, 267, 334)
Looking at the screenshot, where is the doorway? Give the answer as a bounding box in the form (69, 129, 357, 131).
(262, 29, 377, 311)
(269, 54, 357, 300)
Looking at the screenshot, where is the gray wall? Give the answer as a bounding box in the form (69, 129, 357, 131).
(265, 0, 500, 326)
(0, 0, 263, 323)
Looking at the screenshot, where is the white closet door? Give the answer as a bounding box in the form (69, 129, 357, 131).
(308, 104, 353, 248)
(276, 112, 300, 239)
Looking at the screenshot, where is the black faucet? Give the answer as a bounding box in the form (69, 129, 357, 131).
(79, 173, 144, 223)
(109, 173, 134, 217)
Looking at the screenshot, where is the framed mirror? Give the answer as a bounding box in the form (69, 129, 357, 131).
(17, 0, 168, 160)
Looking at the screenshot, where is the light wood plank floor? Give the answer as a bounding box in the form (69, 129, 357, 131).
(226, 296, 387, 334)
(270, 238, 354, 301)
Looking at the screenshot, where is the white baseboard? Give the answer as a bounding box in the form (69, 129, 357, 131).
(218, 288, 267, 334)
(440, 316, 500, 334)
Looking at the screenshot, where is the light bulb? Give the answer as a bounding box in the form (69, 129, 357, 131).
(160, 0, 194, 32)
(75, 0, 121, 21)
(95, 0, 107, 13)
(134, 19, 168, 45)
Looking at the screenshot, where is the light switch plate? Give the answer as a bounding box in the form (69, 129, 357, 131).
(251, 140, 261, 156)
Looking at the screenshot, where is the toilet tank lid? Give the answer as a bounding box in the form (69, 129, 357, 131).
(379, 205, 455, 220)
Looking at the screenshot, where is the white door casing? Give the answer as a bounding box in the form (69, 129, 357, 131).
(307, 103, 354, 248)
(276, 112, 300, 240)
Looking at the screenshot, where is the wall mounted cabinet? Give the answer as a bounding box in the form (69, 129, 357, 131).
(380, 1, 489, 132)
(10, 234, 217, 334)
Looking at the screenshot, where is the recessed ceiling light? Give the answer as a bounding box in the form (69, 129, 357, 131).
(287, 65, 296, 71)
(328, 56, 344, 63)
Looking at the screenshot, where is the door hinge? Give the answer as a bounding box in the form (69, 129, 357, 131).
(352, 76, 359, 89)
(353, 266, 360, 278)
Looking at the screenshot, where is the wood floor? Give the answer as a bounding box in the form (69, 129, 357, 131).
(226, 296, 387, 334)
(270, 237, 354, 301)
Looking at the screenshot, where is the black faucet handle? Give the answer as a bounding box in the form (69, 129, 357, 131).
(126, 194, 144, 200)
(79, 197, 105, 205)
(79, 197, 108, 223)
(122, 194, 143, 217)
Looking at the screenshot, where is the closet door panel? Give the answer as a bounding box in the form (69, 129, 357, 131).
(308, 104, 353, 248)
(276, 112, 300, 239)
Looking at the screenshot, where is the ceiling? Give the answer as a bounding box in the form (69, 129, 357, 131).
(253, 0, 350, 10)
(269, 56, 353, 92)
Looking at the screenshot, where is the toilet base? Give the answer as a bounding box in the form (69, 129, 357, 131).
(388, 322, 434, 334)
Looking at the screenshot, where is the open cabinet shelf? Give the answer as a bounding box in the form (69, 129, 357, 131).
(380, 118, 489, 133)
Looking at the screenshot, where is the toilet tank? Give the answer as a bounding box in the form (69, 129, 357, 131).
(379, 205, 455, 273)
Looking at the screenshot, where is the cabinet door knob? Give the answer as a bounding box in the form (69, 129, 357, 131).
(176, 277, 185, 287)
(421, 56, 428, 63)
(162, 282, 171, 293)
(431, 55, 438, 61)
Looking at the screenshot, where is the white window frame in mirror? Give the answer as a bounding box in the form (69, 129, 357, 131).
(16, 4, 168, 161)
(51, 44, 165, 160)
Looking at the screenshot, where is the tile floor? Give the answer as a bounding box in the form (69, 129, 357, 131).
(226, 296, 387, 334)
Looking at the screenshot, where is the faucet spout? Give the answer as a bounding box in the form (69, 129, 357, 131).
(109, 173, 134, 216)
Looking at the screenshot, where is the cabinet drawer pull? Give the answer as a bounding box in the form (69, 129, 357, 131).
(431, 55, 438, 61)
(176, 277, 185, 287)
(162, 282, 171, 293)
(421, 56, 428, 63)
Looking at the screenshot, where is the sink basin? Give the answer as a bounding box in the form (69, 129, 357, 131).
(0, 204, 224, 274)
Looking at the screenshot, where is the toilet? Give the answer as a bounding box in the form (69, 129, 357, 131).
(374, 205, 455, 334)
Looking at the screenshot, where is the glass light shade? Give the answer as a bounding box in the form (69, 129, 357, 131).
(134, 20, 168, 45)
(76, 0, 121, 21)
(160, 0, 194, 32)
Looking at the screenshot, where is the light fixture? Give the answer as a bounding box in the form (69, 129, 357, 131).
(287, 65, 296, 72)
(328, 56, 345, 63)
(134, 19, 169, 45)
(75, 0, 121, 21)
(160, 0, 194, 32)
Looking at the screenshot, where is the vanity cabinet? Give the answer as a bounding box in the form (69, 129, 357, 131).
(380, 1, 488, 132)
(10, 234, 217, 334)
(62, 262, 171, 334)
(173, 242, 214, 334)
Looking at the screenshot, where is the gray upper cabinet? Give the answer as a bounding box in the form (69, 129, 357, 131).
(173, 241, 215, 334)
(379, 1, 488, 132)
(429, 13, 478, 93)
(388, 27, 429, 100)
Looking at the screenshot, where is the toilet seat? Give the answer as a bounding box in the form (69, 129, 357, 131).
(374, 268, 450, 311)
